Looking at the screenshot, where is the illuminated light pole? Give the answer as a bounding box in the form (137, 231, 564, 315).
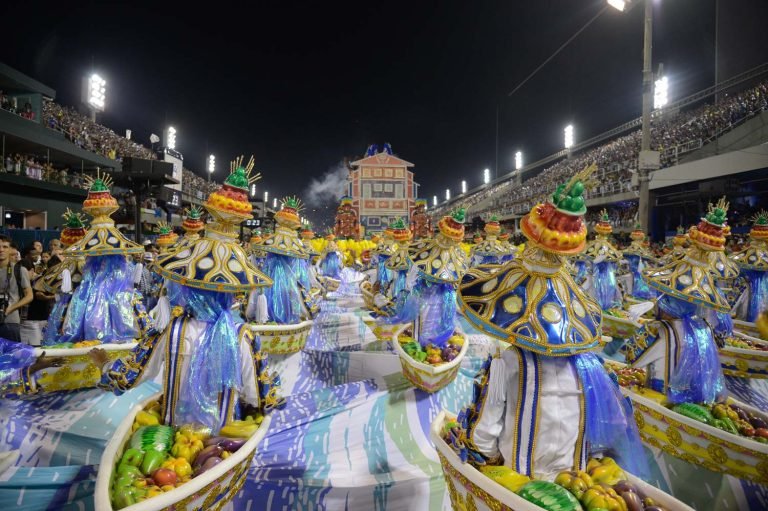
(445, 189, 451, 202)
(483, 168, 490, 185)
(433, 195, 438, 207)
(515, 151, 523, 171)
(654, 75, 669, 109)
(272, 198, 278, 209)
(264, 191, 269, 204)
(461, 180, 467, 194)
(250, 184, 256, 198)
(564, 124, 574, 150)
(84, 73, 106, 121)
(609, 0, 659, 233)
(207, 154, 215, 183)
(167, 126, 177, 150)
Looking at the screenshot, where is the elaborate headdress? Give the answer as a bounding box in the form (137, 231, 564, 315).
(261, 196, 308, 258)
(409, 207, 468, 283)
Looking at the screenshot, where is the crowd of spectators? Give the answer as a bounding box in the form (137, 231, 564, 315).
(437, 80, 768, 220)
(0, 90, 35, 120)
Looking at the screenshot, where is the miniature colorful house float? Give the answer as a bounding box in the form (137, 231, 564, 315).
(410, 198, 432, 240)
(34, 173, 148, 392)
(249, 196, 316, 355)
(92, 156, 279, 511)
(470, 216, 507, 266)
(386, 207, 469, 392)
(437, 167, 691, 510)
(619, 199, 768, 482)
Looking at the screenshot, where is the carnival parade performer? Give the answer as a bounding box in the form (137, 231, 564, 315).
(625, 198, 731, 406)
(621, 224, 657, 301)
(317, 232, 343, 281)
(54, 172, 148, 345)
(470, 215, 506, 266)
(454, 164, 647, 481)
(90, 157, 281, 432)
(731, 211, 768, 322)
(381, 218, 412, 301)
(583, 209, 623, 310)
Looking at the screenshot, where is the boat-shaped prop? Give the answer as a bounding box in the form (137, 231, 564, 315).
(394, 329, 468, 393)
(431, 411, 694, 511)
(94, 392, 271, 511)
(34, 342, 137, 392)
(250, 319, 314, 355)
(719, 330, 768, 379)
(607, 362, 768, 483)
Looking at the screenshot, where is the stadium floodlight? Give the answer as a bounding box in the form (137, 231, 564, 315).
(264, 191, 269, 203)
(515, 151, 523, 170)
(483, 168, 490, 184)
(654, 75, 669, 109)
(445, 189, 451, 201)
(87, 74, 106, 111)
(607, 0, 627, 11)
(433, 195, 438, 207)
(272, 198, 278, 208)
(250, 184, 256, 197)
(461, 180, 467, 194)
(208, 154, 215, 173)
(167, 126, 177, 150)
(564, 124, 574, 149)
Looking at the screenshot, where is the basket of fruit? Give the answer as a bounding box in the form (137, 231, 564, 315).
(601, 308, 646, 339)
(250, 320, 314, 355)
(393, 331, 468, 393)
(431, 411, 693, 511)
(719, 332, 768, 378)
(95, 392, 271, 511)
(32, 342, 138, 392)
(608, 363, 768, 483)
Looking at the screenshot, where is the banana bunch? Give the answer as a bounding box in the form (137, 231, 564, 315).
(479, 465, 530, 492)
(219, 415, 262, 438)
(553, 469, 593, 499)
(586, 457, 626, 487)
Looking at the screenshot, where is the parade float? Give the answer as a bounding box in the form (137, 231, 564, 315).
(250, 196, 316, 355)
(619, 199, 768, 481)
(333, 195, 360, 240)
(437, 167, 692, 510)
(410, 198, 432, 239)
(93, 157, 279, 510)
(34, 173, 147, 392)
(470, 215, 507, 265)
(387, 207, 469, 392)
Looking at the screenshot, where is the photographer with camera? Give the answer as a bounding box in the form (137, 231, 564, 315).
(0, 235, 33, 342)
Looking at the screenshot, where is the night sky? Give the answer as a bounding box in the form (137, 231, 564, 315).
(2, 0, 767, 227)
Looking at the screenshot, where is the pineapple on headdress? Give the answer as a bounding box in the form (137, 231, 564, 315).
(60, 209, 88, 247)
(688, 197, 729, 252)
(82, 170, 119, 215)
(260, 196, 308, 258)
(154, 221, 178, 251)
(205, 155, 259, 224)
(182, 205, 205, 236)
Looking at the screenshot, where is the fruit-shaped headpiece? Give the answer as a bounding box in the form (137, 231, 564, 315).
(154, 221, 178, 252)
(687, 197, 729, 252)
(155, 158, 272, 292)
(731, 210, 768, 271)
(484, 215, 501, 236)
(261, 196, 308, 259)
(385, 218, 412, 271)
(594, 209, 613, 237)
(60, 209, 88, 247)
(520, 164, 594, 254)
(67, 171, 143, 257)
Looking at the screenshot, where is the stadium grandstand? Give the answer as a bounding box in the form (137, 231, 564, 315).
(431, 63, 768, 241)
(0, 63, 274, 244)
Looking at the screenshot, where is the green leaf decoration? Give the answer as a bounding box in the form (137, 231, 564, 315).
(89, 178, 109, 192)
(224, 166, 250, 189)
(451, 207, 466, 223)
(62, 209, 85, 228)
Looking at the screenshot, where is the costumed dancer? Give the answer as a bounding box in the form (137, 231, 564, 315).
(39, 209, 87, 345)
(248, 231, 267, 270)
(90, 158, 280, 433)
(385, 208, 468, 348)
(371, 225, 396, 292)
(318, 232, 343, 281)
(410, 198, 432, 240)
(621, 224, 657, 301)
(583, 209, 623, 311)
(470, 216, 506, 266)
(704, 222, 741, 339)
(381, 218, 412, 301)
(625, 198, 731, 405)
(252, 196, 316, 325)
(175, 205, 205, 250)
(297, 226, 321, 291)
(732, 210, 768, 323)
(497, 229, 516, 263)
(660, 226, 687, 264)
(55, 172, 148, 345)
(454, 166, 647, 480)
